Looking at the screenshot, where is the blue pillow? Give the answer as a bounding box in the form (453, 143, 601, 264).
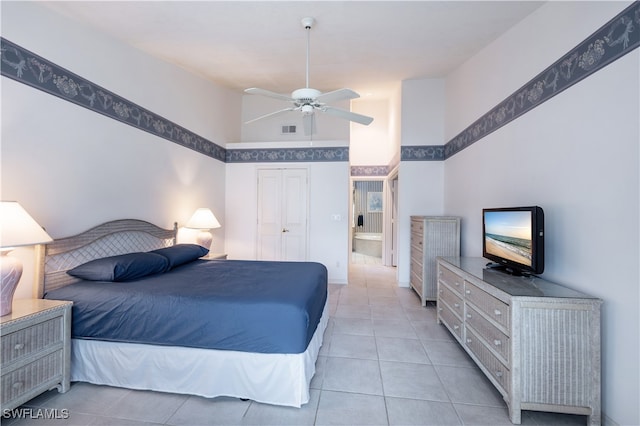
(67, 252, 169, 282)
(151, 244, 209, 269)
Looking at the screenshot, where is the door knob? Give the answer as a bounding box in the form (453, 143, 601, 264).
(282, 228, 290, 233)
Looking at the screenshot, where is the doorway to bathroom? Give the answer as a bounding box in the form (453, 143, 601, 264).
(351, 179, 384, 264)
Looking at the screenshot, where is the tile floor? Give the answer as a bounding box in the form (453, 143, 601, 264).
(351, 252, 383, 265)
(3, 262, 588, 426)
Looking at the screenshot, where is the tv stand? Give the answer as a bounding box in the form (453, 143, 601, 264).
(484, 262, 528, 277)
(437, 257, 602, 425)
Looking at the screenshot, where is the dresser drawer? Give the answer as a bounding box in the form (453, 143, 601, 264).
(464, 282, 510, 329)
(410, 271, 423, 288)
(438, 304, 463, 341)
(410, 271, 423, 297)
(411, 238, 424, 256)
(465, 327, 510, 395)
(465, 304, 510, 364)
(1, 316, 64, 365)
(411, 261, 423, 279)
(438, 266, 463, 297)
(439, 283, 463, 319)
(410, 243, 423, 262)
(1, 350, 64, 405)
(410, 219, 424, 234)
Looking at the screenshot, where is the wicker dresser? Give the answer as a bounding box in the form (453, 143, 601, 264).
(437, 257, 601, 425)
(1, 299, 72, 411)
(410, 216, 460, 305)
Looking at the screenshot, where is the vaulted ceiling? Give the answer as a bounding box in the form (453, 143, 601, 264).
(41, 1, 544, 99)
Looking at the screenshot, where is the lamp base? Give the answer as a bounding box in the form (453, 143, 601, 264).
(1, 252, 23, 316)
(195, 230, 213, 251)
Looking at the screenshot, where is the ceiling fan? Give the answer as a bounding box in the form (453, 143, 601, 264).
(244, 17, 374, 135)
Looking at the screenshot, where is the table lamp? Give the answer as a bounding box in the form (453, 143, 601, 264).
(185, 208, 221, 251)
(1, 201, 53, 316)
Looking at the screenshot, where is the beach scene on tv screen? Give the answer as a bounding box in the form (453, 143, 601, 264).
(485, 211, 532, 266)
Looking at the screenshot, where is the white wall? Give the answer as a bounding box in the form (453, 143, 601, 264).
(443, 2, 639, 425)
(388, 84, 403, 166)
(396, 78, 446, 285)
(224, 141, 350, 284)
(1, 2, 240, 298)
(350, 99, 392, 166)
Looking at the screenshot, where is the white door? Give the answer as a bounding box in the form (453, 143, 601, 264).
(257, 168, 308, 261)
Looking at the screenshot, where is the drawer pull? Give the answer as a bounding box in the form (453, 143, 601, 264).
(438, 307, 443, 312)
(454, 282, 460, 287)
(454, 303, 460, 308)
(453, 325, 460, 330)
(12, 382, 24, 389)
(466, 313, 472, 319)
(494, 309, 502, 316)
(465, 289, 471, 295)
(466, 338, 472, 344)
(495, 371, 503, 378)
(14, 343, 25, 350)
(439, 289, 443, 294)
(493, 339, 502, 346)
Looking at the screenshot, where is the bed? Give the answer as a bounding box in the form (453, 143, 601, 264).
(38, 219, 328, 407)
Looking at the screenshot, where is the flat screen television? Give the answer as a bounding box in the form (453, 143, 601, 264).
(482, 206, 544, 276)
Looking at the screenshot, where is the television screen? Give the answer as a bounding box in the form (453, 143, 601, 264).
(482, 206, 544, 275)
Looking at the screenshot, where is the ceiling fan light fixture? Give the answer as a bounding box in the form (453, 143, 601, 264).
(243, 16, 374, 129)
(292, 88, 321, 101)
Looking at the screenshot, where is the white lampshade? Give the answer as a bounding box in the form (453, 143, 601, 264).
(1, 201, 53, 316)
(185, 208, 221, 252)
(185, 208, 221, 230)
(1, 201, 53, 249)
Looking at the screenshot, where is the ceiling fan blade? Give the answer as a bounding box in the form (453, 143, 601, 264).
(321, 106, 374, 125)
(315, 88, 360, 104)
(244, 88, 294, 102)
(245, 107, 296, 124)
(302, 114, 316, 136)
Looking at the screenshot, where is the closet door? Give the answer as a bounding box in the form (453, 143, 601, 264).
(257, 168, 308, 261)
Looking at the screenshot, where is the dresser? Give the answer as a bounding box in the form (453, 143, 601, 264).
(437, 257, 601, 425)
(409, 216, 460, 305)
(1, 299, 72, 411)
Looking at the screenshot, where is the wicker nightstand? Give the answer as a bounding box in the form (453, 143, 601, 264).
(1, 299, 72, 411)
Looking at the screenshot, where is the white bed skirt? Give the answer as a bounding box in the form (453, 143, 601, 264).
(71, 301, 328, 408)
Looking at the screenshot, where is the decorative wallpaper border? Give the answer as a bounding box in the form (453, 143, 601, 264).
(350, 165, 389, 177)
(225, 147, 348, 163)
(444, 1, 640, 159)
(0, 37, 226, 162)
(401, 145, 445, 161)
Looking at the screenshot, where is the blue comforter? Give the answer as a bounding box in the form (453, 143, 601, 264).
(45, 259, 328, 354)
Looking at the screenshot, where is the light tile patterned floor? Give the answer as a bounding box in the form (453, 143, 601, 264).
(3, 262, 588, 426)
(351, 252, 383, 265)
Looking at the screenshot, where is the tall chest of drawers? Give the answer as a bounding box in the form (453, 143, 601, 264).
(1, 299, 72, 411)
(437, 257, 601, 425)
(409, 216, 460, 306)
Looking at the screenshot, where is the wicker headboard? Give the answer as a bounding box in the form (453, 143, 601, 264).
(37, 219, 177, 298)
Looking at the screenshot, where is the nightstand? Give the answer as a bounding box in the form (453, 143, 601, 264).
(1, 299, 72, 411)
(203, 253, 228, 260)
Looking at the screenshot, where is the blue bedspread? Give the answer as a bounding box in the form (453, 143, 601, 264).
(45, 259, 328, 354)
